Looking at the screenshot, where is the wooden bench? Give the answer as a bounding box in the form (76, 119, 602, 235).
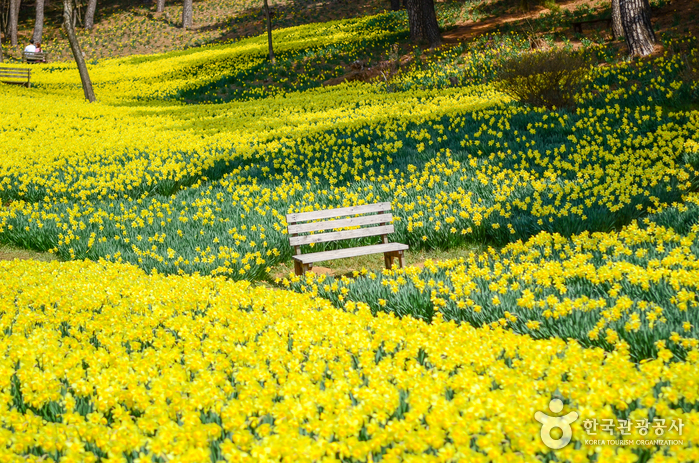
(286, 202, 409, 276)
(572, 18, 612, 34)
(0, 67, 31, 88)
(23, 52, 47, 64)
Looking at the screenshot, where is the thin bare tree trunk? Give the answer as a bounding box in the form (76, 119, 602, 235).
(263, 0, 274, 64)
(181, 0, 192, 29)
(619, 0, 655, 56)
(9, 0, 19, 46)
(156, 0, 165, 13)
(390, 0, 401, 10)
(0, 35, 4, 62)
(33, 0, 44, 43)
(84, 0, 96, 29)
(63, 0, 95, 102)
(611, 0, 624, 39)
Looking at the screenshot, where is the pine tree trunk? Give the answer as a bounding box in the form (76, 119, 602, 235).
(182, 0, 192, 29)
(421, 0, 440, 47)
(263, 0, 274, 64)
(156, 0, 165, 13)
(406, 0, 425, 43)
(390, 0, 401, 11)
(405, 0, 440, 47)
(619, 0, 655, 56)
(63, 0, 95, 102)
(9, 0, 19, 46)
(33, 0, 44, 43)
(611, 0, 624, 39)
(85, 0, 96, 29)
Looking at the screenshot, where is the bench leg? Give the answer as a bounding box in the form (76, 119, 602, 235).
(385, 251, 405, 270)
(384, 252, 393, 270)
(294, 261, 313, 276)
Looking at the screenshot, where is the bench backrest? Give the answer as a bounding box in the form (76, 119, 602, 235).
(286, 202, 394, 254)
(0, 67, 30, 80)
(23, 52, 46, 61)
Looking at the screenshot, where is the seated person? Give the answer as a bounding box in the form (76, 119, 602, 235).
(35, 43, 46, 62)
(24, 41, 41, 63)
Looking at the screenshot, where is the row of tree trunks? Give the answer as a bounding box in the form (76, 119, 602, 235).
(156, 0, 165, 13)
(405, 0, 440, 47)
(620, 0, 655, 56)
(5, 0, 96, 48)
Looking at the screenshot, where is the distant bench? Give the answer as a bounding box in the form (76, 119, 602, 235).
(23, 51, 47, 64)
(0, 67, 31, 88)
(286, 202, 409, 276)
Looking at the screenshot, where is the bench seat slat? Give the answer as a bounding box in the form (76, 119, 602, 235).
(288, 213, 392, 234)
(287, 202, 391, 223)
(290, 225, 394, 247)
(293, 243, 408, 264)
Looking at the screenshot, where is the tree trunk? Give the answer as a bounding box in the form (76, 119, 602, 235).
(263, 0, 274, 64)
(84, 0, 96, 29)
(421, 0, 440, 46)
(405, 0, 440, 47)
(390, 0, 401, 10)
(619, 0, 655, 57)
(611, 0, 624, 39)
(0, 35, 4, 63)
(33, 0, 44, 43)
(63, 0, 96, 102)
(181, 0, 192, 29)
(9, 0, 19, 46)
(406, 0, 424, 42)
(156, 0, 165, 13)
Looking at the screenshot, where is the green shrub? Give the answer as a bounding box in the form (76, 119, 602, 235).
(496, 49, 590, 109)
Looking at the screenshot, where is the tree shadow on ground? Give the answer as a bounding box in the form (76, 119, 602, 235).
(194, 0, 387, 44)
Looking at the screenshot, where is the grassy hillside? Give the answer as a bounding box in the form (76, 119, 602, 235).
(2, 0, 389, 61)
(4, 0, 697, 62)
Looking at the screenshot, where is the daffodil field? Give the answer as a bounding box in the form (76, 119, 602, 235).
(1, 7, 699, 462)
(1, 258, 697, 462)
